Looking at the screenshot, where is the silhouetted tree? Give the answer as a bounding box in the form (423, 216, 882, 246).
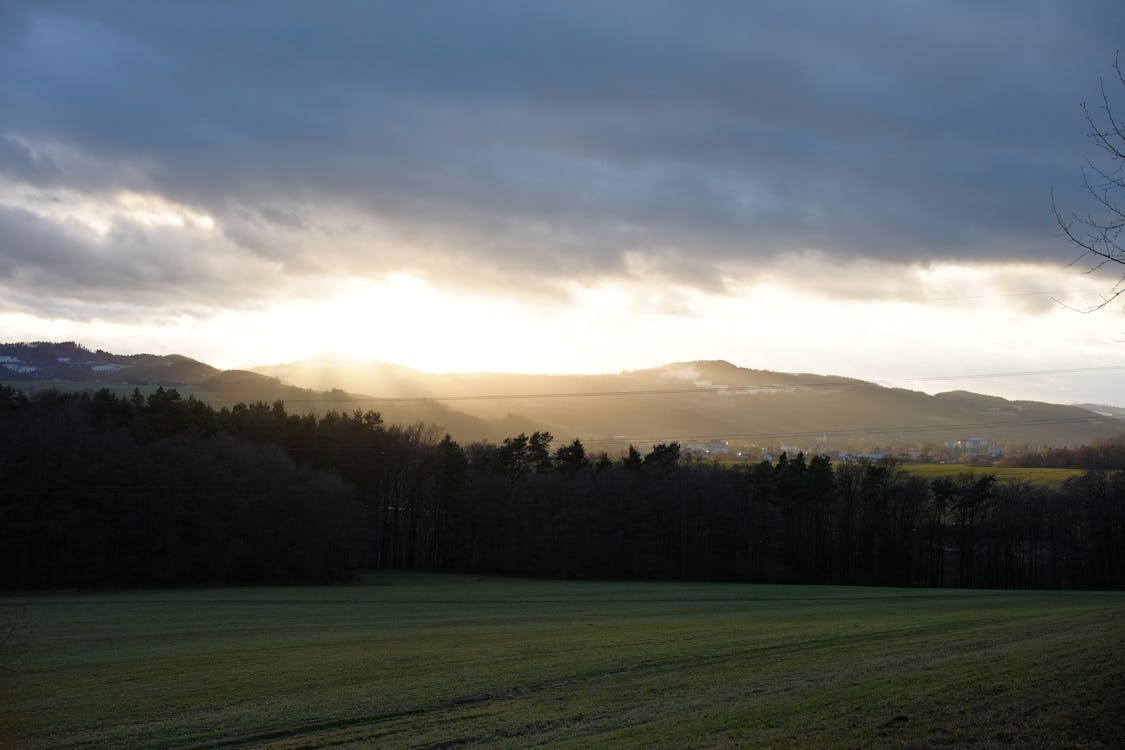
(528, 431, 554, 473)
(5, 386, 1124, 591)
(949, 474, 997, 587)
(1053, 51, 1125, 309)
(497, 433, 531, 478)
(0, 384, 27, 412)
(644, 442, 681, 470)
(622, 444, 643, 470)
(555, 438, 590, 473)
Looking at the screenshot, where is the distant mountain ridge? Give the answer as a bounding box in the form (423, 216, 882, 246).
(1077, 403, 1125, 418)
(0, 341, 218, 383)
(2, 342, 1122, 450)
(0, 341, 526, 441)
(252, 355, 1123, 451)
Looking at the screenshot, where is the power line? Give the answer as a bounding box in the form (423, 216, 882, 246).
(197, 363, 1125, 404)
(211, 383, 856, 404)
(885, 365, 1125, 383)
(851, 288, 1112, 304)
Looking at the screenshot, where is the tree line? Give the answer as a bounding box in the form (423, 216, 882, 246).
(2, 385, 1123, 590)
(998, 440, 1125, 470)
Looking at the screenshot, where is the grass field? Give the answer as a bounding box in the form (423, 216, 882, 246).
(899, 464, 1086, 488)
(3, 574, 1123, 749)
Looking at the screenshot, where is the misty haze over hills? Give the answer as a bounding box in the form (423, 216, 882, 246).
(3, 342, 1119, 453)
(253, 356, 1123, 452)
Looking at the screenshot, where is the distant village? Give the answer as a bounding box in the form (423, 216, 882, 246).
(681, 436, 1033, 466)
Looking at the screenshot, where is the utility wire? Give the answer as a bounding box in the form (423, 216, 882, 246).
(885, 364, 1125, 383)
(854, 288, 1112, 305)
(192, 363, 1125, 404)
(207, 383, 854, 404)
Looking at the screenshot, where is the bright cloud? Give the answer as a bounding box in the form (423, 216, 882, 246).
(1, 3, 1123, 405)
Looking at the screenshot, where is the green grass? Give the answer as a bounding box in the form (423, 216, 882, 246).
(899, 464, 1086, 488)
(3, 574, 1123, 749)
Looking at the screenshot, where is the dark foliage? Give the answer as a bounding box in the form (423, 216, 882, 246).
(999, 437, 1125, 470)
(2, 387, 1123, 589)
(0, 389, 366, 588)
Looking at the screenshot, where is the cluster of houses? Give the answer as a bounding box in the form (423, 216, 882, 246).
(681, 436, 1021, 465)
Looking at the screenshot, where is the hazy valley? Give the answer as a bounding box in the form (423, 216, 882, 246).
(3, 341, 1120, 456)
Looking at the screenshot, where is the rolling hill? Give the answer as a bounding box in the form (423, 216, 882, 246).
(252, 356, 1123, 452)
(2, 342, 1121, 452)
(0, 342, 529, 441)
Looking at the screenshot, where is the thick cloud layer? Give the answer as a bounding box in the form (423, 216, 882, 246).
(1, 1, 1123, 310)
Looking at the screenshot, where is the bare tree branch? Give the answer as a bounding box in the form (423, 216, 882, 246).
(1056, 51, 1125, 312)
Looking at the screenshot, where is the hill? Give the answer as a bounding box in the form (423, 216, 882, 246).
(253, 356, 1123, 451)
(3, 342, 1121, 450)
(0, 342, 526, 441)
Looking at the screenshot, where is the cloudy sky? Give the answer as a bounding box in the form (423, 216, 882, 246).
(2, 1, 1124, 404)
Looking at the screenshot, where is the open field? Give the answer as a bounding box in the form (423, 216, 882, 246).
(899, 464, 1086, 488)
(3, 574, 1123, 749)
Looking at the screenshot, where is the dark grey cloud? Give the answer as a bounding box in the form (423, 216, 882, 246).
(0, 134, 61, 185)
(0, 203, 280, 316)
(1, 0, 1123, 305)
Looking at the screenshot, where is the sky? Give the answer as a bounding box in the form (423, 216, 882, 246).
(1, 1, 1124, 405)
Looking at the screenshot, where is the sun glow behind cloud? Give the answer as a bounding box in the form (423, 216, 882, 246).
(1, 257, 1121, 404)
(3, 3, 1125, 406)
(252, 275, 541, 372)
(0, 170, 1118, 403)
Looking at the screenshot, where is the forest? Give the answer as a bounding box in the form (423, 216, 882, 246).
(2, 385, 1123, 590)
